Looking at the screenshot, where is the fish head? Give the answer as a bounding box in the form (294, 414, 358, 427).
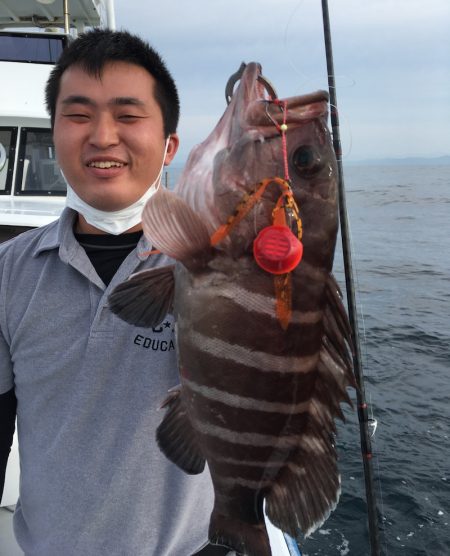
(176, 62, 339, 268)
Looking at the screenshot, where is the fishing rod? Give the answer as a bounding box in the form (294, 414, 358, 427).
(320, 2, 382, 555)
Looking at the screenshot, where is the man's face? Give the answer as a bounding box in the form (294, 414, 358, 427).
(53, 61, 178, 214)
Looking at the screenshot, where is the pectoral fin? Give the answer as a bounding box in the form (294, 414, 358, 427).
(142, 187, 213, 270)
(108, 265, 175, 327)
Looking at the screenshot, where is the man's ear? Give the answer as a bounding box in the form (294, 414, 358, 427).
(164, 134, 180, 165)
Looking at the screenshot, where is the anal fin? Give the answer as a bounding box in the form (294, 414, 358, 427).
(157, 386, 206, 474)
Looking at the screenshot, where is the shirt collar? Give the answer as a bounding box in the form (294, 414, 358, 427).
(31, 207, 153, 262)
(31, 207, 77, 259)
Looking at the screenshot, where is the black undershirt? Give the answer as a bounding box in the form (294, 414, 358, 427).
(0, 388, 16, 502)
(75, 230, 143, 286)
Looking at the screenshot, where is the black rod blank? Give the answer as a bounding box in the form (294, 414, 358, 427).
(320, 1, 382, 554)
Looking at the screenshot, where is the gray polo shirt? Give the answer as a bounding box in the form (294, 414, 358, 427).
(0, 208, 213, 556)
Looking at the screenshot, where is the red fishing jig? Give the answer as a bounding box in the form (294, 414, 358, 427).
(253, 225, 303, 275)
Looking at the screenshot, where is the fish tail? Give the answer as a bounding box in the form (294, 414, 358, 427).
(209, 510, 271, 556)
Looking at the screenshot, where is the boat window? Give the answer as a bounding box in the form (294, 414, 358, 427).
(15, 128, 66, 196)
(0, 127, 18, 195)
(0, 33, 66, 64)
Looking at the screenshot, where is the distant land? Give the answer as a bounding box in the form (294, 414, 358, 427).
(345, 155, 450, 166)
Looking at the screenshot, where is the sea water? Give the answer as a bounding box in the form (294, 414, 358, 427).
(301, 164, 450, 556)
(166, 163, 450, 555)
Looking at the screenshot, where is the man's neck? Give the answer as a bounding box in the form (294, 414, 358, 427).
(75, 214, 143, 235)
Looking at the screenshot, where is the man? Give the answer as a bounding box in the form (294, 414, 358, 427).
(0, 29, 227, 556)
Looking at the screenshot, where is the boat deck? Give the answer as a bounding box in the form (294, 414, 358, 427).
(0, 505, 300, 555)
(0, 506, 23, 555)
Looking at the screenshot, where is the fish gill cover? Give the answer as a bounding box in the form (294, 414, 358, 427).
(109, 62, 355, 556)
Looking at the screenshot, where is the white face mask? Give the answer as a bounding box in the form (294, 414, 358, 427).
(65, 138, 171, 235)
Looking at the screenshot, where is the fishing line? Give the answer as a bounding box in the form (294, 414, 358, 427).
(320, 1, 382, 554)
(283, 0, 310, 86)
(368, 393, 390, 556)
(283, 0, 356, 160)
(330, 102, 353, 160)
(343, 220, 367, 369)
(283, 0, 357, 91)
(346, 222, 388, 556)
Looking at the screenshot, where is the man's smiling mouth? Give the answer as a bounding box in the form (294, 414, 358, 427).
(87, 161, 126, 169)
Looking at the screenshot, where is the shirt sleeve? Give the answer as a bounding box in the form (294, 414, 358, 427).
(0, 327, 13, 394)
(0, 388, 17, 502)
(0, 263, 16, 502)
(0, 239, 14, 394)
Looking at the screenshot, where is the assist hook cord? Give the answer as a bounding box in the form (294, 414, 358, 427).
(321, 2, 382, 555)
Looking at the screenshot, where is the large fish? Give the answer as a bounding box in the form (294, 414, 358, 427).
(109, 62, 355, 556)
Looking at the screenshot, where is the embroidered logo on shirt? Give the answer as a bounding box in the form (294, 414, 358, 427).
(134, 335, 175, 351)
(133, 320, 175, 351)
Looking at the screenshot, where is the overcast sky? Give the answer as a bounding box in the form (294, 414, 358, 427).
(113, 0, 450, 163)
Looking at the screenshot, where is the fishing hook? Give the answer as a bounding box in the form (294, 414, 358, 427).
(264, 100, 286, 130)
(368, 418, 378, 438)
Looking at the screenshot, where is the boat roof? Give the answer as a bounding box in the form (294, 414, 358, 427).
(0, 0, 104, 30)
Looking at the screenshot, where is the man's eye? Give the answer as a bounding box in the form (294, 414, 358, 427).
(118, 114, 140, 121)
(64, 113, 90, 121)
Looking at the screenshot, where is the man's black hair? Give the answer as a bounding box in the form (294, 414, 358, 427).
(45, 28, 179, 136)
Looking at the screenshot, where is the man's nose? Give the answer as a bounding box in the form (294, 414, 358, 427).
(89, 114, 119, 148)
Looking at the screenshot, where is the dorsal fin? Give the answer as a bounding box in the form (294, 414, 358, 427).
(142, 187, 212, 270)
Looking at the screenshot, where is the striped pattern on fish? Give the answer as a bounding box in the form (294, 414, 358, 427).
(182, 378, 311, 414)
(166, 259, 351, 542)
(183, 326, 319, 374)
(109, 62, 355, 556)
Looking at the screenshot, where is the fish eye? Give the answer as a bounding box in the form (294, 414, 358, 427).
(292, 145, 323, 178)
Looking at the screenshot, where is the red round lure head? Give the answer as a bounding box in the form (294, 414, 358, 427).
(253, 225, 303, 275)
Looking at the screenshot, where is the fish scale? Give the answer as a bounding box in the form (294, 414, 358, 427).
(109, 62, 355, 556)
(176, 267, 323, 535)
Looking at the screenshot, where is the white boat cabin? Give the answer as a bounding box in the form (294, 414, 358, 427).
(0, 0, 113, 241)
